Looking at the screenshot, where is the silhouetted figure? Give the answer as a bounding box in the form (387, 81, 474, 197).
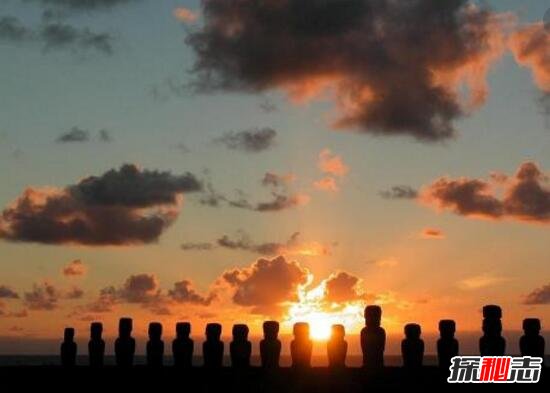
(61, 327, 77, 367)
(172, 322, 193, 368)
(360, 305, 386, 371)
(147, 322, 164, 367)
(520, 318, 545, 359)
(480, 305, 506, 356)
(115, 317, 136, 367)
(327, 324, 347, 368)
(88, 322, 105, 367)
(230, 324, 251, 368)
(260, 321, 281, 368)
(291, 322, 312, 368)
(402, 323, 424, 369)
(203, 323, 224, 368)
(437, 319, 458, 370)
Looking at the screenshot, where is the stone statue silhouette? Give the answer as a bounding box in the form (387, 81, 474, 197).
(291, 322, 312, 368)
(437, 319, 458, 370)
(401, 323, 424, 369)
(60, 327, 77, 367)
(88, 322, 105, 367)
(146, 322, 164, 367)
(203, 323, 224, 368)
(480, 305, 506, 356)
(115, 317, 136, 367)
(260, 320, 281, 368)
(520, 318, 545, 359)
(327, 324, 347, 368)
(230, 324, 251, 368)
(172, 322, 193, 368)
(360, 305, 385, 371)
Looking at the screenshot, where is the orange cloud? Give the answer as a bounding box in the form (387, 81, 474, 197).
(421, 162, 549, 224)
(313, 177, 339, 193)
(318, 149, 349, 177)
(173, 7, 198, 23)
(509, 23, 550, 93)
(62, 259, 87, 276)
(420, 228, 445, 239)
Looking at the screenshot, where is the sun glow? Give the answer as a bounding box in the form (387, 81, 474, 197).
(285, 278, 364, 341)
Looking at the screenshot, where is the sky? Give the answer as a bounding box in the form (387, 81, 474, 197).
(0, 0, 549, 353)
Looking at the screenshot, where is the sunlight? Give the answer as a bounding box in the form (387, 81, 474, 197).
(285, 278, 364, 341)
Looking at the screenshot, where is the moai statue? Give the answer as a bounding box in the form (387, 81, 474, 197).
(230, 324, 251, 368)
(88, 322, 105, 367)
(203, 323, 224, 368)
(437, 319, 459, 370)
(360, 305, 386, 371)
(327, 324, 347, 368)
(60, 327, 77, 367)
(115, 317, 136, 367)
(260, 321, 281, 368)
(147, 322, 164, 367)
(479, 305, 506, 356)
(291, 322, 312, 368)
(401, 323, 424, 369)
(173, 322, 194, 368)
(520, 318, 545, 359)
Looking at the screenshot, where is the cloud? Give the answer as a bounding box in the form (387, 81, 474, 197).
(187, 0, 507, 141)
(323, 271, 364, 303)
(62, 259, 87, 276)
(221, 255, 310, 315)
(200, 188, 310, 212)
(0, 16, 32, 41)
(261, 172, 296, 188)
(24, 282, 60, 310)
(213, 127, 277, 153)
(0, 16, 113, 54)
(65, 286, 84, 299)
(217, 231, 332, 257)
(457, 273, 509, 290)
(0, 286, 19, 299)
(56, 127, 90, 143)
(174, 7, 198, 23)
(379, 185, 418, 200)
(313, 177, 339, 193)
(168, 280, 214, 305)
(318, 149, 349, 177)
(509, 23, 550, 93)
(524, 284, 550, 305)
(98, 129, 113, 142)
(421, 162, 549, 224)
(0, 164, 202, 245)
(180, 242, 215, 251)
(420, 227, 445, 239)
(254, 193, 310, 212)
(27, 0, 137, 11)
(115, 273, 161, 303)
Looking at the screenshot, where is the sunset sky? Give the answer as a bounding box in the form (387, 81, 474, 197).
(0, 0, 549, 351)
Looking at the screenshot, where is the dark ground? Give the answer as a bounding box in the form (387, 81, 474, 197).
(0, 366, 548, 392)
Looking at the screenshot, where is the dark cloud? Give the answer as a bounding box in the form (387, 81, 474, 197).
(0, 286, 19, 299)
(379, 185, 418, 200)
(0, 164, 202, 245)
(524, 284, 550, 305)
(421, 162, 549, 224)
(24, 282, 60, 310)
(421, 227, 445, 239)
(214, 127, 277, 152)
(62, 259, 86, 276)
(216, 231, 332, 257)
(222, 255, 310, 315)
(0, 16, 32, 41)
(65, 286, 84, 299)
(27, 0, 136, 11)
(40, 22, 113, 54)
(168, 280, 214, 305)
(180, 242, 215, 251)
(254, 193, 310, 212)
(261, 172, 296, 188)
(98, 129, 113, 142)
(116, 273, 161, 303)
(187, 0, 506, 141)
(56, 127, 90, 143)
(323, 271, 363, 303)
